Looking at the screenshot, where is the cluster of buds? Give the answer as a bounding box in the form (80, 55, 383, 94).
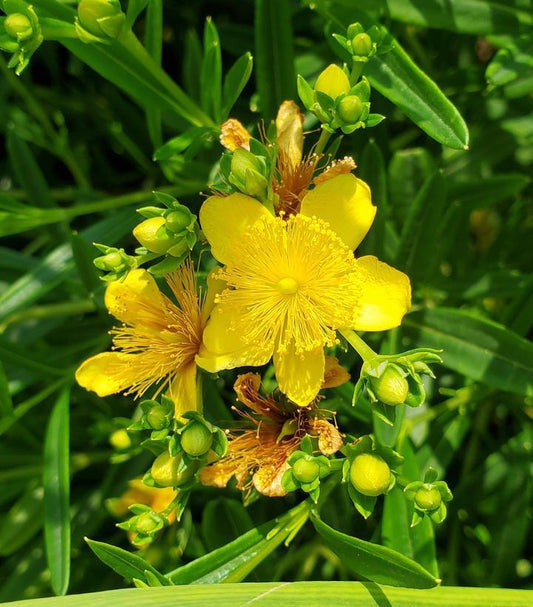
(332, 22, 393, 66)
(297, 64, 383, 135)
(134, 192, 198, 274)
(218, 138, 276, 205)
(75, 0, 125, 44)
(404, 467, 453, 527)
(342, 435, 403, 518)
(170, 411, 227, 463)
(353, 348, 442, 424)
(93, 243, 137, 281)
(282, 437, 332, 503)
(117, 503, 167, 547)
(0, 0, 43, 74)
(128, 395, 175, 440)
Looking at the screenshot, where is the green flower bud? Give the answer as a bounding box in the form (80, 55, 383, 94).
(133, 216, 182, 255)
(4, 14, 33, 40)
(181, 422, 213, 457)
(350, 453, 391, 497)
(109, 429, 131, 450)
(337, 95, 363, 123)
(370, 366, 409, 406)
(134, 511, 161, 534)
(151, 452, 193, 487)
(165, 208, 192, 234)
(292, 458, 320, 483)
(229, 149, 268, 199)
(414, 487, 442, 511)
(351, 32, 373, 57)
(94, 251, 123, 270)
(146, 405, 169, 431)
(77, 0, 124, 39)
(315, 64, 350, 99)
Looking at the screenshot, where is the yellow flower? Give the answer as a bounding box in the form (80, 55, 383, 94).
(199, 373, 342, 497)
(76, 260, 216, 416)
(196, 173, 411, 406)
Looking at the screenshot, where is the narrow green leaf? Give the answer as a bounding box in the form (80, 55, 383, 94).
(3, 582, 533, 607)
(85, 539, 171, 586)
(448, 174, 530, 209)
(382, 486, 414, 559)
(311, 515, 439, 588)
(0, 486, 43, 556)
(201, 18, 222, 123)
(222, 52, 254, 119)
(201, 498, 254, 552)
(0, 361, 13, 419)
(144, 0, 163, 148)
(405, 308, 533, 397)
(314, 2, 469, 149)
(43, 386, 71, 596)
(126, 0, 149, 28)
(255, 0, 296, 120)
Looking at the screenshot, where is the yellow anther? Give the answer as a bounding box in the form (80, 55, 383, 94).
(277, 277, 299, 295)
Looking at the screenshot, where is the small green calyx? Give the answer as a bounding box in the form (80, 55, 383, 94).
(349, 453, 391, 497)
(4, 13, 32, 39)
(292, 458, 320, 483)
(229, 148, 269, 199)
(135, 511, 161, 534)
(337, 95, 363, 124)
(351, 32, 373, 57)
(77, 0, 125, 41)
(414, 487, 442, 511)
(96, 251, 123, 270)
(370, 365, 409, 406)
(146, 405, 169, 431)
(93, 244, 137, 281)
(180, 422, 213, 457)
(165, 209, 193, 234)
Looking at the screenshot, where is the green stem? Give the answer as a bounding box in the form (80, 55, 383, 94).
(339, 328, 377, 362)
(195, 371, 203, 416)
(1, 299, 96, 329)
(314, 128, 332, 156)
(350, 62, 364, 85)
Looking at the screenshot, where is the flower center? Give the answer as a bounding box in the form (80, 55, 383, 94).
(277, 277, 299, 295)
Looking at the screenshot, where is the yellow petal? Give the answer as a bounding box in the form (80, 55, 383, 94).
(168, 361, 197, 418)
(200, 266, 226, 326)
(105, 269, 163, 323)
(274, 343, 325, 407)
(352, 255, 411, 331)
(75, 351, 137, 396)
(300, 173, 376, 250)
(199, 193, 273, 265)
(195, 303, 273, 372)
(322, 355, 351, 388)
(276, 100, 304, 168)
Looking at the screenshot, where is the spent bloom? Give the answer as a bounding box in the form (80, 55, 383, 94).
(196, 168, 411, 406)
(76, 260, 217, 416)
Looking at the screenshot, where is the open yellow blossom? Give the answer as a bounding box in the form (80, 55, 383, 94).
(196, 173, 411, 407)
(76, 260, 213, 416)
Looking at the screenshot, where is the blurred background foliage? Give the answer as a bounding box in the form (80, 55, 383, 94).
(0, 0, 532, 602)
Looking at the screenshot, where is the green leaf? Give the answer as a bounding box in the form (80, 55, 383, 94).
(382, 486, 414, 559)
(201, 17, 222, 122)
(144, 0, 163, 148)
(2, 582, 533, 607)
(311, 514, 439, 588)
(126, 0, 149, 28)
(0, 485, 43, 557)
(314, 2, 469, 149)
(255, 0, 296, 120)
(222, 52, 253, 119)
(0, 361, 13, 419)
(447, 174, 530, 209)
(201, 498, 254, 552)
(85, 539, 171, 586)
(405, 308, 533, 397)
(43, 386, 71, 596)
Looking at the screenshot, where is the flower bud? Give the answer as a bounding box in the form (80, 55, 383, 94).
(351, 33, 373, 57)
(146, 404, 169, 431)
(314, 65, 350, 99)
(292, 458, 320, 484)
(370, 366, 409, 406)
(229, 149, 268, 199)
(414, 487, 442, 511)
(165, 208, 192, 234)
(133, 217, 180, 255)
(109, 429, 131, 450)
(181, 422, 213, 457)
(4, 14, 33, 40)
(151, 452, 193, 487)
(77, 0, 124, 39)
(350, 453, 391, 496)
(94, 251, 123, 271)
(337, 95, 363, 123)
(134, 511, 161, 534)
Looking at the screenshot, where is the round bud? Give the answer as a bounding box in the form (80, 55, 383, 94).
(337, 95, 363, 123)
(135, 511, 160, 534)
(133, 217, 177, 254)
(350, 453, 391, 497)
(351, 32, 373, 56)
(314, 64, 350, 99)
(146, 405, 168, 431)
(180, 422, 213, 457)
(165, 209, 191, 234)
(96, 251, 123, 270)
(151, 452, 179, 487)
(109, 429, 131, 450)
(370, 366, 409, 406)
(4, 14, 33, 39)
(78, 0, 120, 37)
(292, 458, 320, 483)
(414, 487, 442, 511)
